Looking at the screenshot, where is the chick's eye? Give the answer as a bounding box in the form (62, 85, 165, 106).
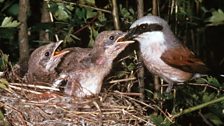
(45, 52, 50, 57)
(109, 35, 114, 40)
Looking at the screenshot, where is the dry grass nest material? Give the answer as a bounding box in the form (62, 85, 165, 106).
(0, 82, 154, 126)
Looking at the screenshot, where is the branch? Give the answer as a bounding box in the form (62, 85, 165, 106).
(152, 0, 158, 15)
(172, 95, 224, 119)
(112, 0, 120, 30)
(136, 0, 145, 101)
(18, 0, 29, 63)
(48, 0, 112, 14)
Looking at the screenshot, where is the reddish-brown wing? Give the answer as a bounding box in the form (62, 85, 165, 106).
(161, 46, 209, 73)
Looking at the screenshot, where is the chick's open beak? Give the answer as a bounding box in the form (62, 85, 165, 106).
(52, 40, 70, 57)
(45, 40, 70, 71)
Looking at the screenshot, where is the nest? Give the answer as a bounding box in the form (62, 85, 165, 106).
(0, 82, 155, 126)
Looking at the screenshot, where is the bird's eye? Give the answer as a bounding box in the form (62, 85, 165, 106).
(109, 35, 114, 40)
(45, 52, 50, 57)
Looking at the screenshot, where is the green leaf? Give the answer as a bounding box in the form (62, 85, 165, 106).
(127, 63, 135, 71)
(54, 5, 70, 21)
(1, 17, 20, 27)
(207, 76, 221, 87)
(119, 5, 130, 18)
(205, 113, 224, 125)
(119, 4, 135, 24)
(207, 9, 224, 25)
(0, 110, 4, 120)
(196, 76, 221, 87)
(75, 8, 86, 20)
(86, 0, 95, 5)
(129, 8, 135, 15)
(0, 78, 9, 89)
(0, 110, 10, 126)
(6, 3, 19, 16)
(97, 12, 106, 22)
(0, 51, 9, 70)
(86, 9, 97, 19)
(150, 115, 171, 126)
(150, 115, 164, 125)
(88, 26, 98, 47)
(202, 92, 216, 102)
(195, 77, 208, 83)
(116, 71, 129, 78)
(79, 0, 95, 5)
(48, 2, 58, 12)
(49, 2, 74, 21)
(65, 4, 74, 11)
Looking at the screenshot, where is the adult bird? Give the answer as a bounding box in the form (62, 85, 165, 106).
(126, 15, 208, 92)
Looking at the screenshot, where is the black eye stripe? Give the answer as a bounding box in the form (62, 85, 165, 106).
(124, 23, 163, 40)
(134, 23, 163, 32)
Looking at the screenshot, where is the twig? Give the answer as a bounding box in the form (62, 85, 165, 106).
(162, 82, 224, 92)
(93, 101, 103, 126)
(114, 91, 155, 110)
(9, 85, 42, 94)
(172, 95, 224, 119)
(73, 15, 98, 35)
(109, 77, 136, 83)
(47, 0, 111, 14)
(123, 109, 155, 125)
(112, 0, 120, 30)
(114, 92, 141, 96)
(101, 108, 135, 112)
(188, 83, 224, 92)
(10, 83, 60, 91)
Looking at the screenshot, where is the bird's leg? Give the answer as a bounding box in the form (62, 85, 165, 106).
(136, 61, 144, 69)
(165, 82, 174, 93)
(64, 80, 82, 96)
(52, 73, 68, 90)
(64, 80, 75, 96)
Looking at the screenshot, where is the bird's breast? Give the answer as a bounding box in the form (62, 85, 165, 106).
(139, 40, 193, 83)
(62, 64, 111, 97)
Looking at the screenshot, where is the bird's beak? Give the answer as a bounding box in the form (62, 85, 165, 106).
(45, 40, 70, 71)
(116, 33, 135, 44)
(52, 40, 70, 58)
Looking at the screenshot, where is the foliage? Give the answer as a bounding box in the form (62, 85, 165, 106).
(0, 78, 8, 90)
(119, 4, 135, 26)
(1, 17, 19, 27)
(0, 17, 19, 39)
(0, 51, 9, 71)
(206, 9, 224, 25)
